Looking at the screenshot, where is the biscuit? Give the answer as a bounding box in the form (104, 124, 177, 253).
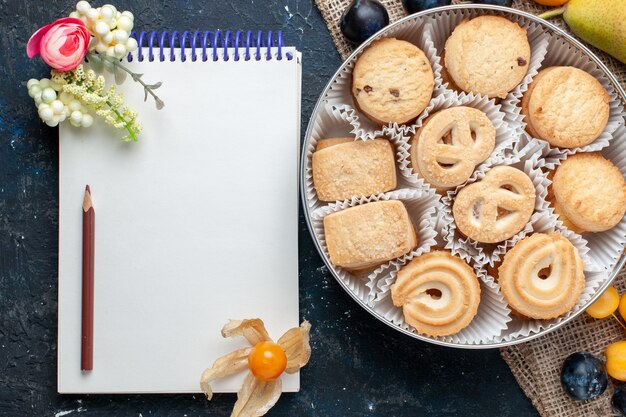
(520, 67, 557, 139)
(411, 106, 496, 191)
(315, 137, 354, 151)
(391, 251, 481, 337)
(444, 16, 530, 99)
(499, 233, 585, 320)
(323, 200, 418, 271)
(545, 170, 586, 234)
(525, 66, 610, 148)
(453, 166, 536, 243)
(312, 138, 397, 201)
(352, 38, 435, 125)
(551, 153, 626, 232)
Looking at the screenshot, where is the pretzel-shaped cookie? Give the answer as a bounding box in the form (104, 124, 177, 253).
(391, 251, 481, 337)
(412, 107, 496, 190)
(453, 166, 535, 243)
(499, 233, 584, 319)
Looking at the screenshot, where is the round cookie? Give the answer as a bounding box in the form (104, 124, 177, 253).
(526, 66, 610, 148)
(499, 233, 584, 320)
(352, 38, 435, 125)
(551, 153, 626, 232)
(444, 16, 530, 99)
(521, 67, 557, 139)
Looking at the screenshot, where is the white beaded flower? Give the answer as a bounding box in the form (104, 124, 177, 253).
(27, 78, 92, 127)
(70, 1, 138, 59)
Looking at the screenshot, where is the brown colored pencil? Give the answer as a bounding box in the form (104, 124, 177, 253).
(82, 185, 95, 371)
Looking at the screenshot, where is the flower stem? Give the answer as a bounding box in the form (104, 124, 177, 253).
(538, 6, 567, 20)
(108, 102, 138, 141)
(87, 52, 164, 109)
(81, 80, 138, 141)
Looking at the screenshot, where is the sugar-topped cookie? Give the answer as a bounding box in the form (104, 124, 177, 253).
(312, 138, 397, 201)
(453, 166, 535, 243)
(411, 106, 496, 191)
(323, 200, 417, 271)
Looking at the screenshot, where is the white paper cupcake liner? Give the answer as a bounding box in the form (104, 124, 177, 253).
(369, 256, 512, 345)
(304, 103, 432, 212)
(546, 126, 626, 272)
(442, 147, 552, 267)
(513, 131, 567, 171)
(310, 188, 439, 303)
(519, 36, 625, 155)
(399, 93, 517, 172)
(323, 16, 445, 140)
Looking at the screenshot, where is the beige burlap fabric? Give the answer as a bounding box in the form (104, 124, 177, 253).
(314, 0, 626, 415)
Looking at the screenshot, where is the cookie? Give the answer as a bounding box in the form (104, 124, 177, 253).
(520, 67, 557, 139)
(315, 137, 354, 151)
(323, 200, 418, 271)
(453, 166, 536, 243)
(391, 250, 481, 337)
(545, 170, 586, 235)
(444, 16, 530, 99)
(411, 106, 496, 191)
(524, 66, 610, 148)
(352, 38, 435, 125)
(499, 233, 585, 320)
(551, 153, 626, 232)
(312, 138, 397, 201)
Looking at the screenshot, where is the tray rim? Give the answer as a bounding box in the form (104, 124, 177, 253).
(300, 3, 626, 349)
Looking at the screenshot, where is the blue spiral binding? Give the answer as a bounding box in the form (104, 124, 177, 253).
(127, 30, 292, 63)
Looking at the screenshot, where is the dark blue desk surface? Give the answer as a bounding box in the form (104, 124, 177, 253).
(0, 0, 540, 415)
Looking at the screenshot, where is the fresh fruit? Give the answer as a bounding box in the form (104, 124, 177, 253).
(586, 285, 620, 319)
(472, 0, 513, 6)
(620, 293, 626, 321)
(607, 341, 626, 381)
(248, 341, 287, 381)
(561, 352, 608, 400)
(539, 0, 626, 64)
(402, 0, 451, 14)
(534, 0, 568, 5)
(340, 0, 389, 45)
(614, 384, 626, 416)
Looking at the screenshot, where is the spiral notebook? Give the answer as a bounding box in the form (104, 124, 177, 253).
(57, 31, 301, 393)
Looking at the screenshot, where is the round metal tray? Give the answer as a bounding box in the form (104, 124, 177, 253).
(301, 4, 626, 348)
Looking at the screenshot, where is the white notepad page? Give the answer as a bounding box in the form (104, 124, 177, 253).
(58, 47, 301, 393)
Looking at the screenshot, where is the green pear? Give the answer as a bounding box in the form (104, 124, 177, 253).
(540, 0, 626, 64)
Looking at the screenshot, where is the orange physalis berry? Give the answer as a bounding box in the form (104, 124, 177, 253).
(586, 286, 620, 319)
(606, 341, 626, 381)
(248, 341, 287, 382)
(619, 293, 626, 322)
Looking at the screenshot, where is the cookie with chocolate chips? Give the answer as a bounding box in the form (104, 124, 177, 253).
(352, 38, 435, 125)
(444, 15, 530, 99)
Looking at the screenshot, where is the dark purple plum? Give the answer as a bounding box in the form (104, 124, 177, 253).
(402, 0, 452, 14)
(340, 0, 389, 45)
(614, 384, 626, 416)
(472, 0, 513, 6)
(561, 352, 608, 401)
